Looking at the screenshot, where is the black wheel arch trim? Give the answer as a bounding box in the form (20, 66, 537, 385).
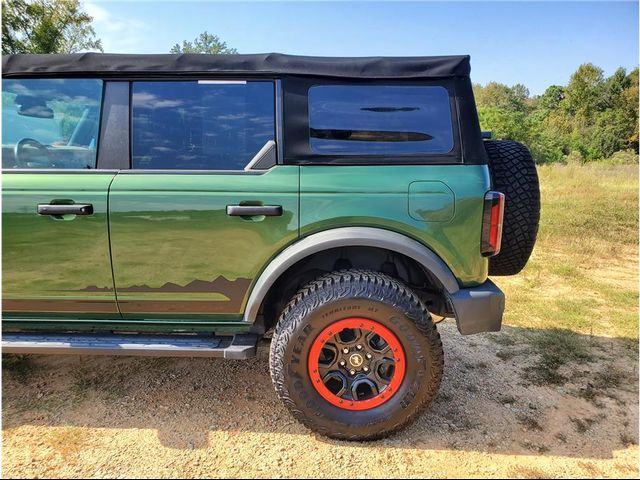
(243, 227, 461, 324)
(244, 227, 504, 335)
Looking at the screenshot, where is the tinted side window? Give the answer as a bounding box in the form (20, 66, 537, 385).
(132, 81, 275, 170)
(2, 79, 103, 169)
(308, 85, 453, 155)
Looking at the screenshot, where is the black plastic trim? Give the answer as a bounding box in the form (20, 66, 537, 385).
(227, 205, 283, 217)
(243, 227, 461, 323)
(449, 279, 504, 335)
(96, 81, 130, 170)
(1, 332, 259, 359)
(275, 79, 285, 164)
(37, 203, 93, 215)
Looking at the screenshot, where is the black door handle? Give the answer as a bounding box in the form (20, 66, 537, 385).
(226, 205, 283, 217)
(37, 204, 94, 216)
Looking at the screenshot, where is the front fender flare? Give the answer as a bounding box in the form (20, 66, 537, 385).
(243, 227, 460, 323)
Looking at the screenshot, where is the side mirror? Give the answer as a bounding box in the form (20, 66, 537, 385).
(15, 95, 54, 119)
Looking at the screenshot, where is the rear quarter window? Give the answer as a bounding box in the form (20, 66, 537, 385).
(308, 85, 454, 155)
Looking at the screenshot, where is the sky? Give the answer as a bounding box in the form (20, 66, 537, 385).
(84, 1, 639, 95)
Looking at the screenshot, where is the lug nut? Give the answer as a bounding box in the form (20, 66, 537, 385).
(363, 366, 369, 372)
(366, 353, 372, 359)
(342, 348, 349, 354)
(349, 369, 356, 375)
(339, 360, 346, 367)
(356, 344, 363, 350)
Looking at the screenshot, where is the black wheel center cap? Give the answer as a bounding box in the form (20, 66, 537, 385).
(349, 353, 364, 368)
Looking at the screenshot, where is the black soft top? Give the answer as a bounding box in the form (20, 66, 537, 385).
(2, 53, 470, 79)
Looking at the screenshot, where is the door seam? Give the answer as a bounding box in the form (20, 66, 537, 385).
(106, 171, 123, 319)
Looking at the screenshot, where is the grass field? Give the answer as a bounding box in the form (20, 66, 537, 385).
(493, 162, 638, 389)
(499, 162, 638, 339)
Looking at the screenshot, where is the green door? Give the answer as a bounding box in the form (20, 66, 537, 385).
(108, 79, 298, 321)
(109, 168, 298, 320)
(2, 173, 118, 318)
(1, 79, 118, 319)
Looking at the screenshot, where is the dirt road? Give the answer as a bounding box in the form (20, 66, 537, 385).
(2, 321, 638, 478)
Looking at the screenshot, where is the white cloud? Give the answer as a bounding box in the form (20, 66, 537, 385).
(85, 1, 150, 53)
(133, 92, 184, 108)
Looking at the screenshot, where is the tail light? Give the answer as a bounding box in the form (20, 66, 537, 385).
(481, 191, 505, 257)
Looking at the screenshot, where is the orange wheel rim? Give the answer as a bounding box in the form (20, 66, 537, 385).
(308, 317, 406, 411)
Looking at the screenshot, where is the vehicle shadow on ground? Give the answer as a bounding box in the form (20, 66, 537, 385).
(2, 322, 638, 459)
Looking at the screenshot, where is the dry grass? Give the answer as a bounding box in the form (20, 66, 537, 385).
(46, 428, 92, 461)
(496, 163, 638, 340)
(522, 328, 594, 385)
(570, 416, 598, 434)
(516, 413, 544, 431)
(508, 465, 552, 479)
(496, 164, 638, 398)
(1, 355, 35, 384)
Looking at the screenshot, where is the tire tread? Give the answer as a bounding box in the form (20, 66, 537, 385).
(485, 140, 540, 276)
(269, 269, 443, 440)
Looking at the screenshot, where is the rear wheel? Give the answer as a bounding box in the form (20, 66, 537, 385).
(269, 269, 444, 440)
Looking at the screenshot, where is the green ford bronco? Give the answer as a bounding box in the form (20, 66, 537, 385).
(1, 53, 540, 439)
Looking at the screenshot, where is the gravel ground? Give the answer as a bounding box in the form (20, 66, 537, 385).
(2, 321, 638, 478)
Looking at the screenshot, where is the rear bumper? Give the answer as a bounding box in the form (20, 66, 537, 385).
(449, 279, 504, 335)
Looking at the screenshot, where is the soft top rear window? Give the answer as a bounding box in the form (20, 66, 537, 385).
(308, 85, 454, 156)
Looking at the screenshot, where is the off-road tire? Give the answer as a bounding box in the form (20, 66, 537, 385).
(269, 269, 444, 440)
(484, 140, 540, 276)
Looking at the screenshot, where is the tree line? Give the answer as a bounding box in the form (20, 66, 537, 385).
(2, 0, 237, 55)
(2, 0, 102, 54)
(2, 0, 638, 164)
(475, 64, 638, 164)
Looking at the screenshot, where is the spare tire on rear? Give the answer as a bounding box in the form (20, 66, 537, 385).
(484, 140, 540, 276)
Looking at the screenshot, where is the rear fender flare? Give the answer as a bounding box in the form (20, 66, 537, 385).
(243, 227, 460, 323)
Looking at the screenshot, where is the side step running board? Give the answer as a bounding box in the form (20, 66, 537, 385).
(1, 332, 259, 359)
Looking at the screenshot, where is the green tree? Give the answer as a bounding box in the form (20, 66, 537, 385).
(474, 82, 534, 155)
(590, 108, 633, 158)
(568, 66, 639, 160)
(603, 67, 629, 108)
(621, 68, 639, 151)
(563, 63, 606, 118)
(536, 85, 565, 114)
(476, 106, 529, 142)
(474, 81, 529, 113)
(2, 0, 102, 54)
(170, 31, 237, 54)
(475, 63, 639, 164)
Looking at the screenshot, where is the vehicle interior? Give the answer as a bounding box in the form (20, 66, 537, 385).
(1, 84, 100, 169)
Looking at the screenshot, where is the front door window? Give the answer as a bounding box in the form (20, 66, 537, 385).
(2, 79, 103, 169)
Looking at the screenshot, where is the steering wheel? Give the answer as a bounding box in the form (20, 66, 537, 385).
(14, 138, 51, 168)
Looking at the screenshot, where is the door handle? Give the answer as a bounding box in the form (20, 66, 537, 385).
(37, 204, 94, 216)
(226, 205, 283, 217)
